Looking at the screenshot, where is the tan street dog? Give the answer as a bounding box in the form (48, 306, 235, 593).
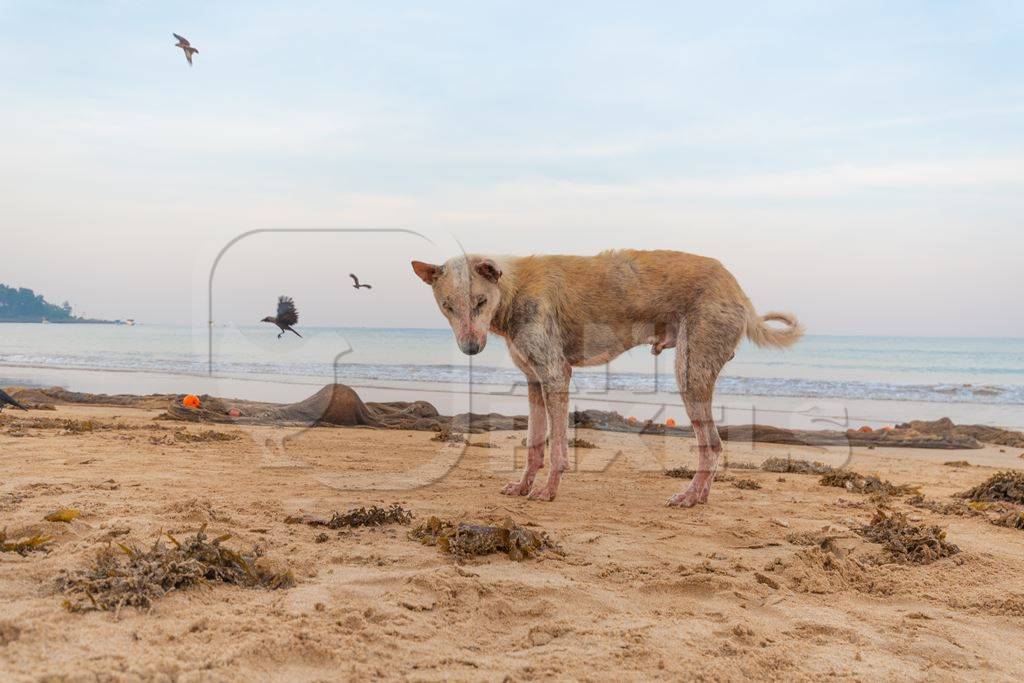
(411, 250, 803, 506)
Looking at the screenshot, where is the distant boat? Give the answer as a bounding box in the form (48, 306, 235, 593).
(122, 319, 136, 326)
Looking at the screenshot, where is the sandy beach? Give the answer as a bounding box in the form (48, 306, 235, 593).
(7, 2, 1024, 680)
(3, 401, 1024, 681)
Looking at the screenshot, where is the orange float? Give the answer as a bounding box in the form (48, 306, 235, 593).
(183, 394, 201, 409)
(857, 425, 873, 433)
(666, 418, 676, 427)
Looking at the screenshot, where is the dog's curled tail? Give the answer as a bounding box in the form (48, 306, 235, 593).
(744, 306, 804, 349)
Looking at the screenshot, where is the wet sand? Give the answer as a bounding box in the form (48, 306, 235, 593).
(4, 362, 1024, 431)
(3, 404, 1024, 681)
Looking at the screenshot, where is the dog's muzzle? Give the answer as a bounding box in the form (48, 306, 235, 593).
(459, 338, 483, 355)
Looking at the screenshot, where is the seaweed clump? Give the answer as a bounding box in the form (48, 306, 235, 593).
(409, 516, 560, 562)
(663, 466, 732, 482)
(761, 457, 834, 475)
(431, 427, 468, 444)
(855, 508, 959, 565)
(723, 459, 760, 470)
(1, 528, 52, 555)
(519, 436, 597, 449)
(957, 471, 1024, 505)
(993, 510, 1024, 530)
(733, 478, 762, 490)
(820, 470, 918, 497)
(665, 466, 696, 479)
(57, 526, 294, 613)
(286, 503, 413, 529)
(173, 429, 240, 443)
(905, 494, 986, 517)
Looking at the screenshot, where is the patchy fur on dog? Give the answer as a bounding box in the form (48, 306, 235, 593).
(412, 249, 803, 506)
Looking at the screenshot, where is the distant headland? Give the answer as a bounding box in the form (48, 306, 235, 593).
(0, 283, 126, 324)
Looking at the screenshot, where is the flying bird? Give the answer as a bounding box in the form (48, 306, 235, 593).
(261, 296, 302, 338)
(173, 33, 199, 66)
(0, 388, 28, 413)
(349, 273, 372, 290)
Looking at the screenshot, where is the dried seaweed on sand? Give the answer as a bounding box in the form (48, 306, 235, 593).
(855, 508, 959, 565)
(286, 504, 413, 529)
(409, 516, 561, 561)
(760, 457, 834, 475)
(431, 427, 468, 444)
(957, 471, 1024, 505)
(733, 478, 762, 490)
(992, 509, 1024, 530)
(521, 436, 597, 449)
(172, 429, 240, 443)
(57, 526, 294, 613)
(664, 466, 696, 479)
(723, 459, 760, 470)
(905, 494, 989, 517)
(1, 528, 52, 555)
(663, 466, 732, 482)
(820, 470, 918, 496)
(993, 510, 1024, 530)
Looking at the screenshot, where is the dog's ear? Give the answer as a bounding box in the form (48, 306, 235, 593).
(411, 261, 441, 285)
(474, 259, 502, 283)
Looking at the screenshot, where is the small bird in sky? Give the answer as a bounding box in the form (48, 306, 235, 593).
(0, 388, 28, 412)
(261, 296, 302, 338)
(173, 33, 199, 66)
(349, 273, 372, 290)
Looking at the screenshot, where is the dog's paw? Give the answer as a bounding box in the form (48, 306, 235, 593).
(666, 490, 701, 508)
(501, 480, 531, 496)
(527, 486, 557, 502)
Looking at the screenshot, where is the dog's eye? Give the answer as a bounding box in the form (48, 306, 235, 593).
(442, 301, 454, 314)
(474, 297, 487, 312)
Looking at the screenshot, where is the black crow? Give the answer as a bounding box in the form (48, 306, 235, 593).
(261, 296, 302, 338)
(349, 273, 372, 290)
(0, 388, 28, 412)
(174, 33, 199, 66)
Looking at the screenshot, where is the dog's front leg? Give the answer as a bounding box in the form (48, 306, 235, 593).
(528, 371, 571, 502)
(502, 381, 547, 496)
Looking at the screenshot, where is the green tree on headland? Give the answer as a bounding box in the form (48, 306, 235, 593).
(0, 284, 114, 323)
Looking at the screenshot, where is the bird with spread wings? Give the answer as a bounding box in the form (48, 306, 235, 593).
(174, 33, 199, 66)
(349, 273, 372, 290)
(261, 296, 302, 339)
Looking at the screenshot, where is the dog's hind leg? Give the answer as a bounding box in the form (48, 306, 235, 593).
(502, 380, 547, 496)
(667, 309, 744, 508)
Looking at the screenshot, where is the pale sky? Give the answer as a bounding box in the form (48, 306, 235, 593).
(2, 1, 1023, 335)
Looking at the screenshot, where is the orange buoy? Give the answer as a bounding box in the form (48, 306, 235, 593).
(228, 407, 241, 417)
(183, 394, 201, 409)
(881, 426, 894, 432)
(858, 425, 873, 433)
(666, 418, 677, 427)
(627, 416, 637, 424)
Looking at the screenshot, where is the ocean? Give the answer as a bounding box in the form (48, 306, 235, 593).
(1, 323, 1022, 429)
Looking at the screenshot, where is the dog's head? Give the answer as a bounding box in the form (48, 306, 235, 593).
(411, 255, 503, 355)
